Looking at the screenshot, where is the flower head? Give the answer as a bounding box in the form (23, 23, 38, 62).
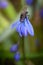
(11, 14, 34, 37)
(16, 17, 34, 37)
(10, 44, 20, 61)
(14, 51, 20, 61)
(10, 44, 18, 52)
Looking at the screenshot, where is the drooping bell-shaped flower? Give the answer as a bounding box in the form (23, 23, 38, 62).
(11, 16, 34, 37)
(14, 51, 20, 61)
(16, 17, 34, 37)
(10, 44, 18, 52)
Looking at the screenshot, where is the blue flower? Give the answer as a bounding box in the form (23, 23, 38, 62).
(40, 8, 43, 18)
(11, 17, 34, 37)
(10, 44, 20, 61)
(14, 51, 20, 61)
(10, 44, 18, 52)
(25, 0, 33, 5)
(16, 17, 34, 37)
(0, 1, 8, 8)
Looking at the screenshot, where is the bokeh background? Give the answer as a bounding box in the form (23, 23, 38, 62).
(0, 0, 43, 65)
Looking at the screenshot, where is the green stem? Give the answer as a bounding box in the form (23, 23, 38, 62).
(15, 36, 25, 65)
(24, 36, 30, 59)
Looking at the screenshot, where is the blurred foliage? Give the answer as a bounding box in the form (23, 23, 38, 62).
(0, 0, 43, 65)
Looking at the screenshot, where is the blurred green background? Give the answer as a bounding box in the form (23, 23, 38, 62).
(0, 0, 43, 65)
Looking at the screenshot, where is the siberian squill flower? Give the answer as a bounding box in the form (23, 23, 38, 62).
(16, 17, 34, 37)
(11, 16, 34, 37)
(10, 44, 18, 52)
(14, 51, 20, 61)
(10, 44, 20, 61)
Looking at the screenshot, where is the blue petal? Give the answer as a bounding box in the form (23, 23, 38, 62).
(18, 29, 22, 37)
(11, 20, 20, 29)
(25, 19, 34, 36)
(20, 23, 28, 36)
(16, 22, 28, 37)
(16, 22, 22, 37)
(10, 44, 18, 52)
(16, 22, 21, 32)
(19, 32, 22, 37)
